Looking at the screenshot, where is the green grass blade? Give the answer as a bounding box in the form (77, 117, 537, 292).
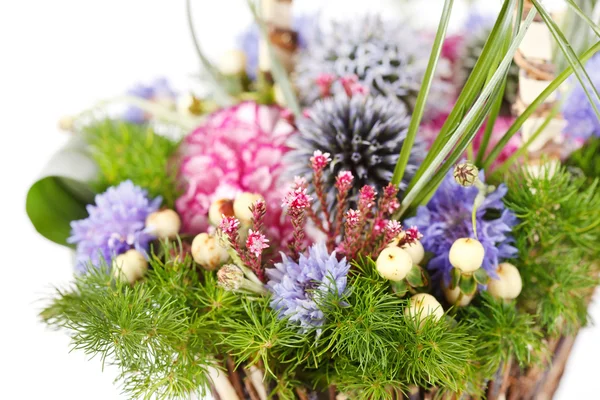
(246, 0, 302, 118)
(564, 0, 600, 38)
(185, 0, 234, 106)
(391, 0, 455, 186)
(398, 8, 536, 216)
(407, 0, 515, 190)
(483, 41, 600, 169)
(531, 0, 600, 121)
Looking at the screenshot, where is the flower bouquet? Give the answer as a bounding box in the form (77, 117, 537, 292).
(29, 0, 600, 399)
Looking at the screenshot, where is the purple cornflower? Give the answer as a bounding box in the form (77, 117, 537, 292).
(405, 171, 517, 284)
(562, 53, 600, 139)
(123, 77, 176, 124)
(68, 180, 161, 273)
(266, 242, 350, 332)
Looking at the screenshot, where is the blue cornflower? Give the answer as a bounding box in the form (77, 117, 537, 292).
(266, 242, 350, 332)
(123, 77, 176, 124)
(405, 171, 517, 284)
(562, 53, 600, 139)
(68, 180, 161, 273)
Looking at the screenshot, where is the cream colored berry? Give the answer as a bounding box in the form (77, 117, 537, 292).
(488, 262, 523, 300)
(376, 247, 413, 282)
(209, 198, 235, 227)
(443, 283, 474, 306)
(406, 293, 444, 324)
(402, 241, 425, 265)
(449, 238, 485, 273)
(191, 233, 230, 270)
(218, 49, 247, 75)
(112, 249, 148, 284)
(233, 193, 264, 225)
(145, 209, 181, 239)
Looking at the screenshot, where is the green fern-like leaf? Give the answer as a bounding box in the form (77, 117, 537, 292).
(83, 119, 181, 208)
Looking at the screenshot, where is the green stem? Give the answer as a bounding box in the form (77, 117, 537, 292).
(391, 0, 454, 186)
(482, 40, 600, 170)
(185, 0, 234, 106)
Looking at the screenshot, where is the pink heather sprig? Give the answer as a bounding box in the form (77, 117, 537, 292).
(403, 226, 423, 245)
(316, 73, 336, 98)
(251, 199, 267, 233)
(219, 215, 252, 267)
(332, 170, 354, 245)
(345, 209, 361, 228)
(282, 182, 313, 259)
(246, 229, 269, 280)
(310, 150, 333, 235)
(340, 75, 358, 96)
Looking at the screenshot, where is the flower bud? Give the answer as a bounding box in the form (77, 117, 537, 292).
(209, 198, 235, 227)
(217, 264, 245, 291)
(145, 209, 181, 239)
(112, 249, 148, 284)
(453, 162, 479, 187)
(233, 193, 264, 225)
(442, 282, 474, 306)
(191, 233, 230, 270)
(401, 240, 425, 265)
(376, 247, 413, 282)
(488, 262, 522, 300)
(218, 49, 247, 76)
(449, 238, 485, 273)
(406, 293, 444, 325)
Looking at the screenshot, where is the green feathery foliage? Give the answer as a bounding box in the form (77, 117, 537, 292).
(462, 293, 547, 379)
(41, 243, 242, 399)
(83, 119, 181, 208)
(504, 165, 600, 335)
(566, 137, 600, 179)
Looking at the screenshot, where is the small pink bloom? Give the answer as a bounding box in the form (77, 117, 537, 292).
(373, 218, 388, 233)
(349, 82, 369, 96)
(335, 170, 354, 193)
(385, 220, 403, 237)
(293, 176, 308, 189)
(246, 229, 269, 257)
(388, 199, 400, 214)
(316, 73, 336, 98)
(346, 209, 361, 227)
(283, 187, 313, 210)
(219, 215, 241, 236)
(358, 185, 377, 209)
(310, 150, 331, 171)
(404, 225, 423, 243)
(383, 183, 398, 199)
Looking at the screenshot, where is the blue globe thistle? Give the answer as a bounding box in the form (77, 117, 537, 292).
(286, 94, 425, 204)
(562, 53, 600, 139)
(68, 180, 162, 273)
(294, 15, 442, 111)
(266, 242, 350, 332)
(404, 170, 518, 284)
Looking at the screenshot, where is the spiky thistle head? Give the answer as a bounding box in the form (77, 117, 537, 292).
(286, 94, 425, 206)
(294, 15, 447, 113)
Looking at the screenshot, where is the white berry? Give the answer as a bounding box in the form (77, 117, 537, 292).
(449, 238, 485, 273)
(443, 283, 474, 306)
(145, 209, 181, 239)
(401, 241, 425, 265)
(218, 49, 247, 75)
(488, 262, 523, 300)
(191, 233, 230, 270)
(406, 293, 444, 325)
(209, 198, 235, 227)
(376, 247, 413, 282)
(233, 193, 264, 225)
(112, 249, 148, 284)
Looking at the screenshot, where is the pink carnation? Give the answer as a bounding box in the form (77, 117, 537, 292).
(176, 101, 296, 247)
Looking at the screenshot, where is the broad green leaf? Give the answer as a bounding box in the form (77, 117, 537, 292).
(26, 137, 98, 246)
(473, 268, 490, 285)
(459, 274, 477, 296)
(450, 267, 461, 290)
(406, 265, 426, 288)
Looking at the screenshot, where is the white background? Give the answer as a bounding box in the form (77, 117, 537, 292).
(0, 1, 598, 399)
